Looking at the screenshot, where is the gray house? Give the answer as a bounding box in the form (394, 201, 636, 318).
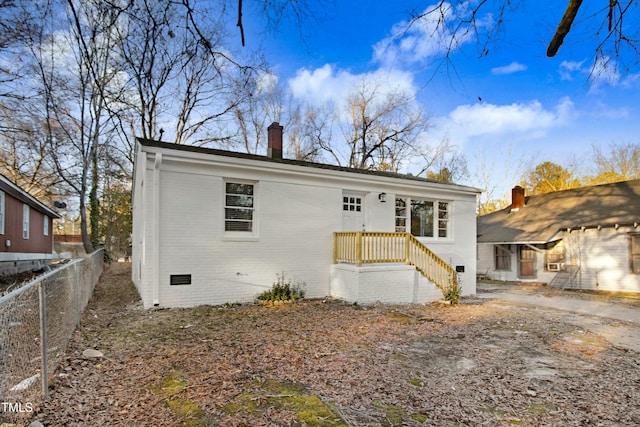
(477, 180, 640, 292)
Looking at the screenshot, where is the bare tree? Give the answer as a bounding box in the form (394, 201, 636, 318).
(112, 0, 262, 146)
(341, 80, 426, 171)
(284, 103, 333, 162)
(415, 138, 468, 183)
(0, 102, 62, 202)
(470, 143, 529, 215)
(226, 70, 283, 154)
(29, 0, 123, 253)
(588, 141, 640, 184)
(400, 1, 640, 77)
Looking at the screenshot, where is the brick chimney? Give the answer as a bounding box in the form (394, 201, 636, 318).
(267, 122, 283, 159)
(511, 185, 525, 212)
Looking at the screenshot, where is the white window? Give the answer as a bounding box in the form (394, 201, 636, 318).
(0, 191, 4, 235)
(44, 216, 49, 236)
(396, 197, 450, 239)
(224, 182, 254, 232)
(394, 198, 406, 232)
(23, 204, 30, 239)
(342, 195, 362, 212)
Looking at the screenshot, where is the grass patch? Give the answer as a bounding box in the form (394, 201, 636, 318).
(151, 371, 188, 397)
(372, 400, 428, 426)
(223, 378, 348, 426)
(151, 371, 207, 426)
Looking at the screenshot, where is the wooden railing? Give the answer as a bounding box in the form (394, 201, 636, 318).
(333, 232, 458, 291)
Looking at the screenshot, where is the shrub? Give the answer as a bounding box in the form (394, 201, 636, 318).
(441, 273, 462, 305)
(257, 272, 306, 303)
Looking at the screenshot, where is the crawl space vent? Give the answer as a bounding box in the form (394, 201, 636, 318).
(170, 274, 192, 286)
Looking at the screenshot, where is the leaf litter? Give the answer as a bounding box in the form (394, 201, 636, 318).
(18, 263, 640, 426)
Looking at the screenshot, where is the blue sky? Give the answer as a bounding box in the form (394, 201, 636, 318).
(241, 1, 640, 200)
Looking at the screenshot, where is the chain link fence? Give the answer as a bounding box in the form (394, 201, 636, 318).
(0, 249, 103, 423)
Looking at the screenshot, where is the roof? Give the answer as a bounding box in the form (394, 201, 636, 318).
(137, 138, 482, 194)
(477, 179, 640, 244)
(0, 174, 61, 219)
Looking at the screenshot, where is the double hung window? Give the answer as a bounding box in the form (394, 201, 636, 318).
(224, 182, 254, 232)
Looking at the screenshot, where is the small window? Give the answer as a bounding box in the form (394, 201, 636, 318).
(438, 201, 449, 238)
(23, 204, 30, 239)
(43, 216, 49, 236)
(225, 182, 254, 232)
(395, 198, 407, 232)
(631, 234, 640, 274)
(0, 191, 4, 235)
(495, 245, 511, 270)
(342, 196, 361, 212)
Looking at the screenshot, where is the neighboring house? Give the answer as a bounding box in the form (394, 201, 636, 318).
(0, 174, 61, 276)
(131, 123, 480, 308)
(477, 181, 640, 293)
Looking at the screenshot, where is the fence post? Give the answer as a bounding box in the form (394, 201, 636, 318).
(355, 232, 362, 266)
(74, 262, 80, 326)
(38, 281, 48, 398)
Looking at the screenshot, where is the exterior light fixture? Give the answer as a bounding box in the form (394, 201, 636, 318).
(378, 192, 387, 202)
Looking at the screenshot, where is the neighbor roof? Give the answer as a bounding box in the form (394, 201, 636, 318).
(477, 179, 640, 244)
(0, 174, 61, 219)
(137, 138, 481, 193)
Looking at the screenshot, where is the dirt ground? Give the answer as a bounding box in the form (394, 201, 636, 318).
(16, 263, 640, 426)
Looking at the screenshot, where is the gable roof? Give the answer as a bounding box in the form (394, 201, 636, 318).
(477, 179, 640, 244)
(137, 138, 481, 194)
(0, 174, 61, 219)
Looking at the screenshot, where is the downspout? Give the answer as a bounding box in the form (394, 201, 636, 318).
(152, 152, 162, 306)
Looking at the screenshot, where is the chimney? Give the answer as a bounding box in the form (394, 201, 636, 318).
(267, 122, 283, 159)
(511, 185, 525, 212)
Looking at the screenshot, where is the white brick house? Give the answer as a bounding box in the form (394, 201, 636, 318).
(132, 124, 480, 308)
(477, 181, 640, 293)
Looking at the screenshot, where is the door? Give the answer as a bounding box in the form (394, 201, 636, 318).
(519, 246, 536, 278)
(342, 192, 364, 231)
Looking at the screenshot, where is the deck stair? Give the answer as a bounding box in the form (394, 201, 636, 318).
(333, 231, 457, 292)
(548, 265, 580, 289)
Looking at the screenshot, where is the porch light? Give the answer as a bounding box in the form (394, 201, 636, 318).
(378, 192, 387, 202)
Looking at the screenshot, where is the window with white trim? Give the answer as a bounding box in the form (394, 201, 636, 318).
(44, 216, 49, 236)
(0, 191, 4, 235)
(224, 182, 254, 232)
(23, 204, 30, 239)
(394, 198, 406, 232)
(342, 195, 362, 212)
(396, 197, 450, 239)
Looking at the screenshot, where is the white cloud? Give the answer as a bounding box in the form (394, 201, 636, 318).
(590, 56, 622, 88)
(433, 98, 576, 147)
(491, 62, 527, 75)
(288, 64, 417, 111)
(372, 2, 494, 67)
(559, 60, 587, 81)
(560, 57, 640, 90)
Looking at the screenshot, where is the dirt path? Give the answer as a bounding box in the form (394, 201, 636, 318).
(17, 265, 640, 426)
(477, 282, 640, 352)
